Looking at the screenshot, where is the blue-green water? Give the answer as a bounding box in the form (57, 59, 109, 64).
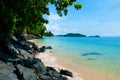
(37, 37, 120, 77)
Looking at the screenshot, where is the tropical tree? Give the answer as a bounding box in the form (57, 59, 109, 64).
(0, 0, 82, 39)
(44, 31, 54, 37)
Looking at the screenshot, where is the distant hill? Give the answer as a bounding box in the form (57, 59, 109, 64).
(89, 35, 100, 37)
(57, 33, 87, 37)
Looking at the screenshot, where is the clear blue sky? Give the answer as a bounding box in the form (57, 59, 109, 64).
(45, 0, 120, 36)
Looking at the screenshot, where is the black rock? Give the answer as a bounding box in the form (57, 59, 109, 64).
(0, 34, 71, 80)
(23, 43, 33, 50)
(15, 64, 36, 80)
(40, 46, 46, 52)
(60, 69, 73, 77)
(46, 46, 52, 49)
(39, 74, 51, 80)
(40, 67, 68, 80)
(56, 76, 68, 80)
(16, 58, 46, 74)
(17, 48, 33, 59)
(12, 36, 18, 42)
(32, 44, 41, 52)
(15, 33, 26, 41)
(7, 43, 19, 57)
(32, 58, 46, 73)
(0, 50, 15, 62)
(0, 61, 18, 80)
(46, 67, 60, 77)
(46, 66, 56, 71)
(24, 34, 41, 40)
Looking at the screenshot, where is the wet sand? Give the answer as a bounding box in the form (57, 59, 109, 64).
(35, 51, 120, 80)
(29, 39, 120, 80)
(35, 51, 83, 80)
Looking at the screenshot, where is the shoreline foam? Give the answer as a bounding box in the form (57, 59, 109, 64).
(35, 51, 84, 80)
(29, 39, 120, 80)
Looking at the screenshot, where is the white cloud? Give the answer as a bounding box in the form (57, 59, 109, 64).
(45, 23, 68, 35)
(45, 24, 62, 34)
(45, 23, 61, 31)
(44, 13, 68, 35)
(48, 13, 62, 21)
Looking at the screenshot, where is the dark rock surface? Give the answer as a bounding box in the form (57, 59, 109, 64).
(60, 69, 73, 77)
(40, 46, 46, 52)
(0, 34, 71, 80)
(46, 46, 52, 49)
(24, 34, 41, 40)
(0, 61, 18, 80)
(17, 48, 33, 59)
(15, 64, 36, 80)
(32, 43, 41, 52)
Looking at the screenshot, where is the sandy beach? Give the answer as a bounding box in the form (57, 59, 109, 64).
(29, 39, 83, 80)
(35, 52, 120, 80)
(29, 39, 120, 80)
(35, 51, 84, 80)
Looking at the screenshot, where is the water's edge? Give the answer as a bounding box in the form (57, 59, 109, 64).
(37, 37, 120, 80)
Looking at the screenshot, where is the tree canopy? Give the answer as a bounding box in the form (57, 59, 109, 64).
(0, 0, 82, 37)
(44, 31, 54, 37)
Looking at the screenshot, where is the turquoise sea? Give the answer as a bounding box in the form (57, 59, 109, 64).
(37, 37, 120, 78)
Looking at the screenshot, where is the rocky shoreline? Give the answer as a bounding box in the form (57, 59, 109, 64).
(34, 50, 83, 80)
(0, 34, 73, 80)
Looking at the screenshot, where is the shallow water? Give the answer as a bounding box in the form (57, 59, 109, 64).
(37, 37, 120, 78)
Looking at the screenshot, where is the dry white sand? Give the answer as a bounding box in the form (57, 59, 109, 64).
(35, 51, 84, 80)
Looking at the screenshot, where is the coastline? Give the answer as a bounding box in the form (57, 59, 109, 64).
(28, 39, 83, 80)
(35, 52, 83, 80)
(35, 51, 119, 80)
(1, 35, 78, 80)
(29, 39, 120, 80)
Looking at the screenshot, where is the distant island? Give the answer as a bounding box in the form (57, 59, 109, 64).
(57, 33, 87, 37)
(89, 35, 100, 37)
(57, 33, 100, 37)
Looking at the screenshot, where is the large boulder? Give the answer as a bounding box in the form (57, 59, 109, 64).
(0, 50, 15, 62)
(6, 43, 19, 57)
(46, 46, 52, 49)
(60, 69, 73, 77)
(32, 44, 41, 52)
(17, 48, 33, 59)
(16, 58, 46, 73)
(39, 67, 68, 80)
(32, 58, 46, 73)
(19, 41, 33, 50)
(46, 67, 60, 77)
(12, 36, 18, 42)
(38, 74, 51, 80)
(15, 64, 36, 80)
(40, 46, 46, 52)
(2, 44, 33, 60)
(0, 61, 18, 80)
